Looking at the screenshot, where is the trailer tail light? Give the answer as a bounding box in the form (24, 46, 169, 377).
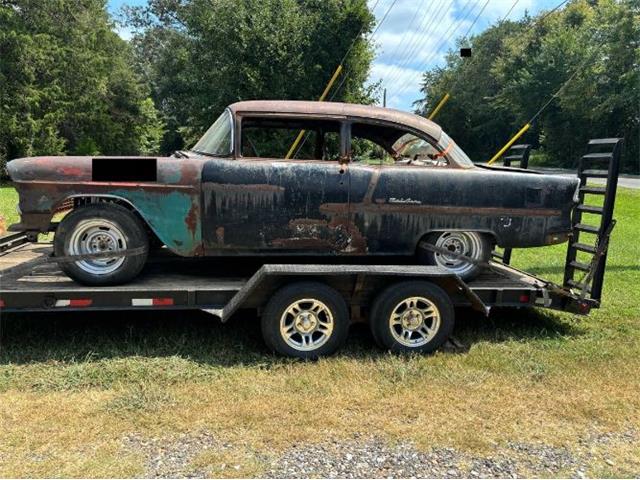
(131, 298, 174, 307)
(55, 299, 93, 307)
(519, 294, 530, 303)
(578, 301, 591, 315)
(0, 299, 5, 308)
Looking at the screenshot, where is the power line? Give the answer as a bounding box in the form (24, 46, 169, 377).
(461, 0, 490, 41)
(291, 0, 399, 158)
(382, 0, 446, 86)
(486, 23, 607, 163)
(422, 0, 521, 119)
(392, 0, 480, 95)
(384, 0, 453, 86)
(500, 0, 520, 23)
(393, 0, 481, 97)
(328, 0, 400, 101)
(337, 0, 382, 68)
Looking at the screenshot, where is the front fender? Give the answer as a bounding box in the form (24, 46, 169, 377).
(8, 156, 206, 256)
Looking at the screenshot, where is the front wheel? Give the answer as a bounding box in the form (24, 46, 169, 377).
(261, 282, 350, 359)
(54, 203, 148, 285)
(418, 231, 491, 280)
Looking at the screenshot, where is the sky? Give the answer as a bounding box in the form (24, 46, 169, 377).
(107, 0, 561, 111)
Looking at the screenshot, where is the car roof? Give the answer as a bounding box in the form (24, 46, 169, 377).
(228, 100, 443, 141)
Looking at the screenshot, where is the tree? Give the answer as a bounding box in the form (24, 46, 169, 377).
(417, 0, 639, 173)
(123, 0, 376, 151)
(0, 0, 164, 174)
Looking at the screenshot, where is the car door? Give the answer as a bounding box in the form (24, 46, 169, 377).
(201, 116, 351, 253)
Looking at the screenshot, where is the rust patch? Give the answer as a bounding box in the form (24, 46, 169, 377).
(209, 183, 284, 193)
(216, 226, 225, 245)
(271, 238, 332, 248)
(363, 169, 381, 205)
(58, 166, 84, 176)
(185, 203, 199, 237)
(321, 202, 562, 218)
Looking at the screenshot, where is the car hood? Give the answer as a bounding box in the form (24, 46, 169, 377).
(6, 156, 170, 182)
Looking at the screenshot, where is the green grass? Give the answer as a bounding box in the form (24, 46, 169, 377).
(0, 185, 638, 477)
(0, 184, 19, 228)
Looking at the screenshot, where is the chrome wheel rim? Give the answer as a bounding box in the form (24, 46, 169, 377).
(280, 298, 334, 351)
(433, 231, 482, 276)
(389, 296, 440, 347)
(68, 219, 127, 275)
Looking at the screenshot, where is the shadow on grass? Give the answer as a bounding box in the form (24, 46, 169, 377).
(0, 304, 583, 366)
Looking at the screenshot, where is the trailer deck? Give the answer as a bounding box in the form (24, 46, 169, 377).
(0, 241, 573, 318)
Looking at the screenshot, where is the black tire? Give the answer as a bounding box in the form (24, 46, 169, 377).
(370, 281, 454, 354)
(418, 231, 492, 281)
(261, 282, 350, 359)
(54, 203, 148, 285)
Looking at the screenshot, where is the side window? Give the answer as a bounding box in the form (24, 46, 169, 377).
(241, 117, 341, 160)
(392, 133, 448, 167)
(350, 122, 448, 167)
(351, 136, 389, 164)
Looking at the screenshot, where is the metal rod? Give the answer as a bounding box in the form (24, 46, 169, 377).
(427, 92, 450, 120)
(285, 64, 343, 159)
(487, 122, 531, 164)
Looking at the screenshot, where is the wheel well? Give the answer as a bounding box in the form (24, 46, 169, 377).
(57, 196, 164, 247)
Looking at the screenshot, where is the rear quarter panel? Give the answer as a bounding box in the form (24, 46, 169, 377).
(347, 164, 578, 251)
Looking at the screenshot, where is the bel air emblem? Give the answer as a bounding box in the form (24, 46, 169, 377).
(389, 197, 422, 205)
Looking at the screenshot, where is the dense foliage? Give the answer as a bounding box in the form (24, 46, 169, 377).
(417, 0, 639, 173)
(0, 0, 164, 172)
(123, 0, 376, 151)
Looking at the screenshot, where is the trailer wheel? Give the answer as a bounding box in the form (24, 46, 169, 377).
(370, 281, 454, 354)
(54, 203, 148, 286)
(261, 282, 349, 359)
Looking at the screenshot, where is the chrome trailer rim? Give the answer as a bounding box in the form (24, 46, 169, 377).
(389, 296, 441, 347)
(67, 219, 127, 275)
(279, 298, 334, 351)
(433, 231, 482, 276)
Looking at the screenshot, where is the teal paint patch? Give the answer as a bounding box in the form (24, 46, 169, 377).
(112, 189, 202, 255)
(162, 167, 182, 184)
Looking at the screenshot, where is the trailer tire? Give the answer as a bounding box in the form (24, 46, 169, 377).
(54, 203, 148, 286)
(370, 281, 454, 354)
(261, 282, 349, 359)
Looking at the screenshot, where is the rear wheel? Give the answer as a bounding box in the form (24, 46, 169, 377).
(54, 203, 148, 285)
(418, 231, 491, 280)
(261, 282, 350, 359)
(370, 281, 454, 354)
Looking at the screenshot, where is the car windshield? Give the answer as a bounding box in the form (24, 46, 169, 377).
(191, 109, 233, 156)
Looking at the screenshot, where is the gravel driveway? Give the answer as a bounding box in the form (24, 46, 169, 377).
(122, 429, 638, 478)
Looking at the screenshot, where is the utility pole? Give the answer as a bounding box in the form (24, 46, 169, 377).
(381, 88, 388, 164)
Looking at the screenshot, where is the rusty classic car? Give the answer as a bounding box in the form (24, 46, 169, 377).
(7, 101, 580, 285)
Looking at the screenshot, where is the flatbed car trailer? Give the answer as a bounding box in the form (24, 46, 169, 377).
(0, 138, 623, 358)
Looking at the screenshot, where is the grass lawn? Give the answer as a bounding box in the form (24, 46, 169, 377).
(0, 184, 638, 477)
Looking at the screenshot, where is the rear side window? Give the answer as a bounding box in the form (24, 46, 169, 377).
(349, 122, 448, 167)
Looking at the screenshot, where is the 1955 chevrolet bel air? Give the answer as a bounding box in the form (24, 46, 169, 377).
(7, 101, 580, 285)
